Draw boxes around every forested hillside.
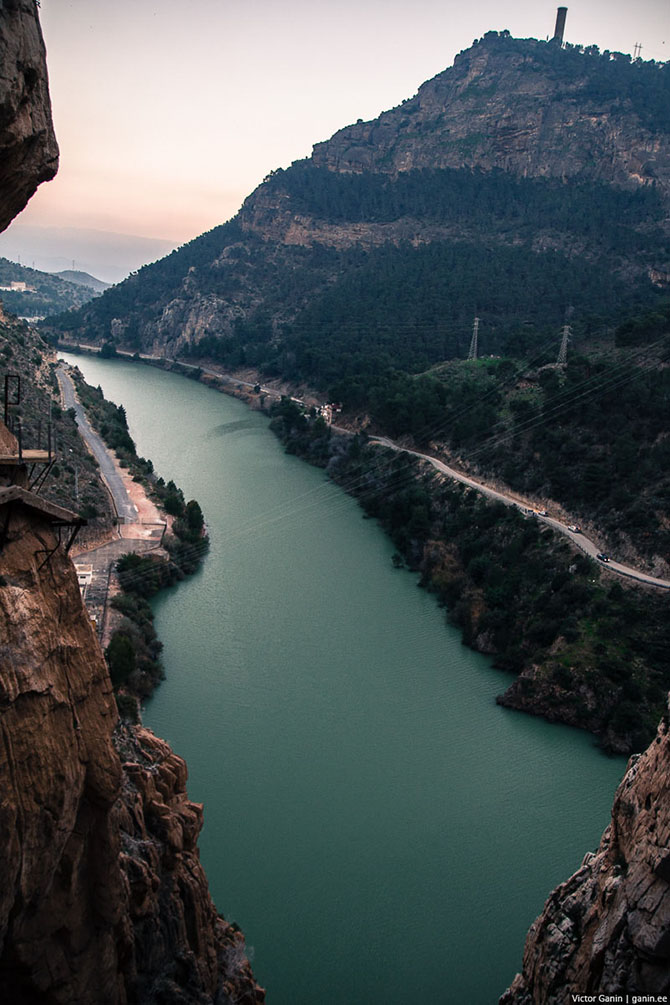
[47,32,669,361]
[0,257,102,317]
[44,32,670,565]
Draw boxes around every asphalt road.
[56,365,138,524]
[372,435,670,591]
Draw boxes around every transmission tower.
[557,324,571,366]
[467,316,480,361]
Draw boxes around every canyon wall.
[0,5,263,1001]
[0,0,58,232]
[501,702,670,1002]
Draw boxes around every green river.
[65,355,625,1003]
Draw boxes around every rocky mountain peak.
[311,33,670,201]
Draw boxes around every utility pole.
[557,324,571,366]
[633,42,642,59]
[467,316,480,361]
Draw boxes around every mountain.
[0,224,177,284]
[0,256,103,316]
[50,32,670,371]
[54,268,110,292]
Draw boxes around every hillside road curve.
[371,435,670,591]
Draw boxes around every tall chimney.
[553,6,568,44]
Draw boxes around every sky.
[9,0,670,250]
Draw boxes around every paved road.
[56,365,138,523]
[371,435,670,591]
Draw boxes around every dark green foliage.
[270,422,670,754]
[173,499,205,543]
[264,162,664,238]
[106,632,136,688]
[615,302,670,347]
[0,257,101,316]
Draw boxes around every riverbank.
[59,359,209,709]
[267,400,670,754]
[58,345,669,752]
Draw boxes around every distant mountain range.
[51,32,670,376]
[54,269,110,293]
[0,224,177,284]
[0,257,105,317]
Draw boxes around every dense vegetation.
[270,400,670,753]
[263,162,665,240]
[318,301,670,562]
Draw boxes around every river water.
[64,355,625,1003]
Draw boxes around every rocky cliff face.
[0,5,263,1002]
[501,701,670,1002]
[0,0,58,232]
[0,514,263,1003]
[312,34,670,199]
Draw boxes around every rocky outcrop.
[312,34,670,202]
[0,502,264,1003]
[115,724,262,1004]
[501,702,670,1002]
[0,502,123,1002]
[0,5,263,1001]
[0,0,58,233]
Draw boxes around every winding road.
[371,436,670,591]
[56,364,138,523]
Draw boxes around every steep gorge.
[0,5,263,1001]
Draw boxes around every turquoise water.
[65,355,625,1003]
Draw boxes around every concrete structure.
[553,7,567,44]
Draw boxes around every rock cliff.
[0,511,263,1003]
[0,0,58,232]
[0,4,263,1002]
[501,700,670,1002]
[312,33,670,199]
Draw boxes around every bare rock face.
[0,509,264,1003]
[501,703,670,1003]
[0,507,125,1001]
[115,724,263,1004]
[0,0,59,233]
[312,34,670,203]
